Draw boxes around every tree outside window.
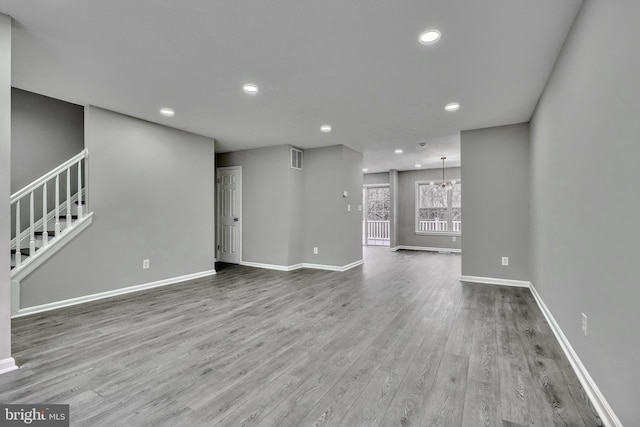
[416,182,461,233]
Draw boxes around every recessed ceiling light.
[320,124,332,133]
[395,149,403,154]
[445,102,460,112]
[419,30,441,45]
[160,107,174,117]
[415,164,422,168]
[242,83,259,94]
[362,168,369,172]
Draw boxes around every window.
[364,186,390,221]
[416,181,461,234]
[290,148,303,170]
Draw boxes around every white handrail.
[10,149,88,202]
[11,149,89,271]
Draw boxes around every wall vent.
[291,148,303,170]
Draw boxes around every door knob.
[234,217,239,222]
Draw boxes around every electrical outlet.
[347,204,351,212]
[313,247,318,255]
[143,259,150,269]
[501,256,509,266]
[582,313,588,336]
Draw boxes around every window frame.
[415,180,461,236]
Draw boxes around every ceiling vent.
[291,148,303,170]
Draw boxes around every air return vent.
[291,148,303,170]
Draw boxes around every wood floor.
[2,248,601,426]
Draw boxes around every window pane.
[366,187,390,221]
[416,182,460,233]
[418,183,447,208]
[451,183,461,207]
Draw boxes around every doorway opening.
[362,185,390,247]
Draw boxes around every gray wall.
[219,144,363,268]
[363,172,389,186]
[461,124,530,280]
[338,146,365,265]
[217,145,292,266]
[11,89,85,237]
[287,155,304,265]
[395,167,462,250]
[389,170,399,248]
[0,13,12,363]
[303,145,363,266]
[20,107,216,307]
[11,88,84,192]
[530,1,639,424]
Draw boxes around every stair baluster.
[29,192,35,256]
[77,164,83,219]
[15,201,21,268]
[42,182,48,247]
[66,168,72,229]
[55,175,60,237]
[10,149,90,275]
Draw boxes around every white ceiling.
[0,0,582,173]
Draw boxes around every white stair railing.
[10,149,89,271]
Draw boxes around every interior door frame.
[216,166,242,264]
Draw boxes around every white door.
[217,166,242,264]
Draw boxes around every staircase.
[10,150,94,298]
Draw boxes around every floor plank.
[1,248,602,426]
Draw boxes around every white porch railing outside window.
[418,220,461,233]
[365,220,390,240]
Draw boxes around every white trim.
[12,269,217,318]
[415,179,461,234]
[303,259,363,272]
[0,358,18,375]
[529,284,622,427]
[240,261,303,272]
[10,150,88,202]
[392,245,461,254]
[414,231,461,237]
[459,275,531,288]
[363,183,390,188]
[11,213,94,282]
[240,259,364,272]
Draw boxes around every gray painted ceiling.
[0,0,582,173]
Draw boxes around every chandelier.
[439,156,457,189]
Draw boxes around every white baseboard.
[459,275,531,288]
[529,284,622,427]
[240,261,303,272]
[0,357,18,375]
[303,259,364,272]
[392,245,461,253]
[13,269,217,318]
[240,259,364,272]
